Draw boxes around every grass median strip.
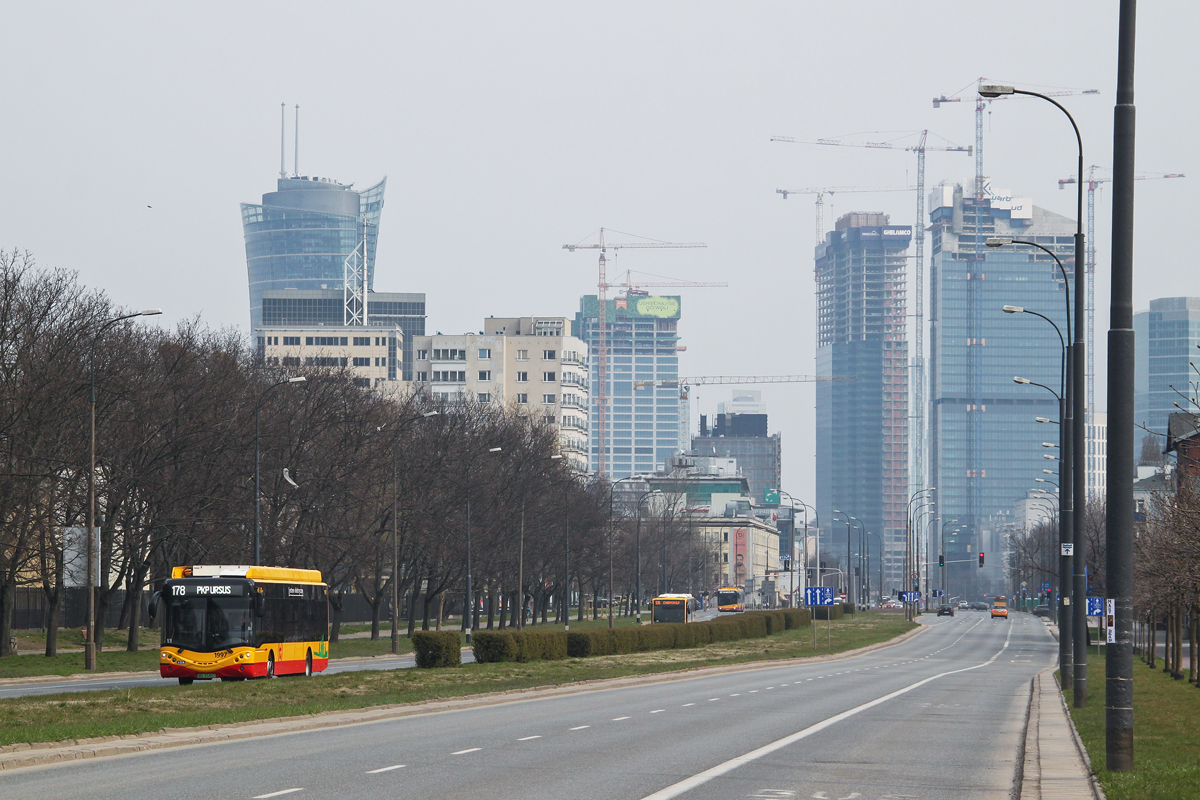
[0,612,914,748]
[1067,650,1200,800]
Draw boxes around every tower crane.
[770,130,971,504]
[564,229,722,476]
[1058,168,1185,417]
[776,186,916,246]
[634,374,855,400]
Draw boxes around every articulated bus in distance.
[651,594,698,623]
[716,586,745,613]
[150,565,329,685]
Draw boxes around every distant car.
[972,602,989,611]
[991,604,1009,619]
[937,604,955,617]
[958,601,969,609]
[1033,604,1051,618]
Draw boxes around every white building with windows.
[1086,410,1108,498]
[410,317,590,471]
[258,325,402,389]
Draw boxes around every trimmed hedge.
[841,603,856,615]
[471,631,517,663]
[472,630,569,663]
[411,631,462,668]
[812,604,844,621]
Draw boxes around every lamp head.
[422,410,439,418]
[1043,454,1057,460]
[986,236,1013,248]
[979,83,1015,98]
[1043,469,1054,475]
[488,447,503,453]
[1003,304,1024,314]
[1042,442,1056,448]
[139,308,164,316]
[1035,417,1052,424]
[1013,376,1031,385]
[288,376,306,384]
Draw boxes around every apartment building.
[258,326,400,389]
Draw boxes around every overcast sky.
[1,2,1192,500]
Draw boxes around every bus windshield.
[162,596,255,652]
[717,590,740,606]
[653,600,688,623]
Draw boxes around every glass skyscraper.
[928,184,1074,597]
[241,175,386,331]
[814,212,910,592]
[574,295,684,479]
[1135,297,1200,455]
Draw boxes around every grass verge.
[0,612,914,747]
[1067,650,1200,800]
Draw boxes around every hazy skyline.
[2,2,1193,501]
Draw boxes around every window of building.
[543,371,557,382]
[543,415,556,425]
[417,349,428,360]
[432,349,466,361]
[353,337,371,346]
[305,356,348,367]
[305,336,348,347]
[282,356,300,366]
[517,349,529,361]
[433,370,467,382]
[282,336,301,346]
[516,371,528,382]
[543,349,557,360]
[543,393,557,404]
[477,393,491,403]
[478,370,491,381]
[516,393,528,404]
[352,357,371,367]
[416,371,428,382]
[478,348,491,359]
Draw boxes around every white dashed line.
[682,703,696,707]
[518,735,542,741]
[708,698,719,701]
[650,709,665,714]
[366,765,405,774]
[612,717,631,721]
[749,690,759,693]
[452,748,481,755]
[569,725,590,730]
[253,790,303,799]
[730,693,741,697]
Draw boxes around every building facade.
[574,294,685,479]
[241,175,386,332]
[928,184,1074,597]
[1135,297,1200,458]
[258,327,399,389]
[815,212,910,592]
[691,409,782,503]
[1087,410,1108,499]
[409,316,589,471]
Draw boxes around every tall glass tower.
[1135,297,1200,454]
[574,294,683,479]
[241,175,385,331]
[928,184,1074,597]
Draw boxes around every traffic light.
[939,554,944,567]
[978,552,985,568]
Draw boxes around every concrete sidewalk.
[1018,667,1104,799]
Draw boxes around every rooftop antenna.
[279,102,286,179]
[294,104,299,177]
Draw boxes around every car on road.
[937,604,955,617]
[1033,604,1051,618]
[991,596,1009,619]
[971,602,989,611]
[958,601,969,609]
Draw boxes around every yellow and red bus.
[151,565,329,685]
[716,586,745,613]
[651,594,698,623]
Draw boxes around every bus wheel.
[178,677,194,686]
[305,650,313,677]
[267,653,276,679]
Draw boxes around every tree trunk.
[0,578,15,657]
[509,590,519,629]
[422,592,433,631]
[498,588,507,630]
[435,594,444,632]
[125,584,142,652]
[1148,612,1157,668]
[329,590,344,643]
[1175,607,1185,679]
[486,585,496,630]
[1190,605,1198,684]
[406,591,417,638]
[577,576,584,622]
[369,595,382,640]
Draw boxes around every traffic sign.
[1041,582,1051,593]
[1061,543,1074,556]
[805,586,836,607]
[1086,596,1104,616]
[933,589,945,598]
[901,591,919,604]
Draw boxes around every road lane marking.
[730,693,741,696]
[569,725,590,730]
[452,748,481,755]
[650,709,665,713]
[253,790,303,799]
[749,690,759,693]
[708,698,719,701]
[682,702,696,706]
[637,617,1006,800]
[612,716,631,721]
[366,765,405,774]
[518,735,542,741]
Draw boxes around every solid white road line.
[253,790,304,799]
[366,765,406,774]
[518,735,542,741]
[451,748,481,755]
[637,618,1007,800]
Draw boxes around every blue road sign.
[1086,596,1104,616]
[901,591,919,604]
[805,586,836,607]
[1041,582,1051,593]
[933,589,945,598]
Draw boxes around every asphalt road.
[2,612,1056,800]
[0,651,477,699]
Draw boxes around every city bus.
[651,594,698,623]
[716,586,745,613]
[151,565,329,685]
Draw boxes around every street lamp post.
[86,309,162,671]
[254,375,307,568]
[634,489,661,625]
[608,477,639,628]
[515,453,563,631]
[982,79,1087,707]
[905,488,936,620]
[464,446,504,644]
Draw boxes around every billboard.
[580,295,682,322]
[732,527,748,586]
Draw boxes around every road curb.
[0,622,926,771]
[1016,668,1105,800]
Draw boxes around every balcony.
[561,372,590,390]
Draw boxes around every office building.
[241,174,386,332]
[258,327,398,389]
[1135,297,1200,458]
[1087,410,1108,498]
[574,294,685,479]
[692,396,782,503]
[928,184,1074,597]
[410,316,589,471]
[815,212,910,593]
